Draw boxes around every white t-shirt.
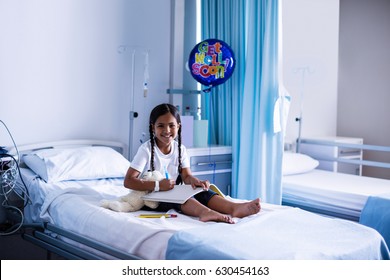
[130,140,190,180]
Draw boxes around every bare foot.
[199,209,235,224]
[232,198,261,218]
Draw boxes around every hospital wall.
[283,0,340,144]
[0,0,172,158]
[337,0,390,179]
[1,0,341,155]
[283,0,390,179]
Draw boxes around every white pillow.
[23,146,130,183]
[282,152,319,176]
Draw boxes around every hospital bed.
[3,139,389,260]
[282,139,390,248]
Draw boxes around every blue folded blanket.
[360,193,390,249]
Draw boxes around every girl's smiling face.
[152,112,180,153]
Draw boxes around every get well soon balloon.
[189,39,236,87]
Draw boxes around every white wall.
[283,0,389,179]
[0,0,172,159]
[282,0,340,147]
[338,0,390,179]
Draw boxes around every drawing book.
[142,184,205,204]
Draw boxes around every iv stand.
[128,49,137,160]
[118,45,149,160]
[294,66,314,153]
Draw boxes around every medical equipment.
[0,120,30,235]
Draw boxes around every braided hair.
[149,103,183,184]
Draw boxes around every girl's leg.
[207,196,261,218]
[181,198,234,224]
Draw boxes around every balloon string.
[203,86,212,93]
[207,88,216,184]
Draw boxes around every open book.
[142,184,206,204]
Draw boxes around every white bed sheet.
[282,169,390,219]
[20,168,210,259]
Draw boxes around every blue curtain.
[201,0,282,204]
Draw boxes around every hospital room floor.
[0,231,65,260]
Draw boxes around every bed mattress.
[19,168,208,259]
[282,169,390,220]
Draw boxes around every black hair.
[149,103,183,184]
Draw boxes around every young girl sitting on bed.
[124,103,261,224]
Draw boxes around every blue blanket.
[166,207,389,260]
[360,193,390,249]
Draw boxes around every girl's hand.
[159,179,175,191]
[189,177,210,191]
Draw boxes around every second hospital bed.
[281,142,390,248]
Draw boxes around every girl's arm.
[124,167,174,191]
[181,167,210,190]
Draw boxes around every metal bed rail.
[299,139,390,170]
[21,223,142,260]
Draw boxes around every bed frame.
[284,139,390,221]
[298,138,390,171]
[4,139,141,259]
[7,139,128,158]
[21,223,141,260]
